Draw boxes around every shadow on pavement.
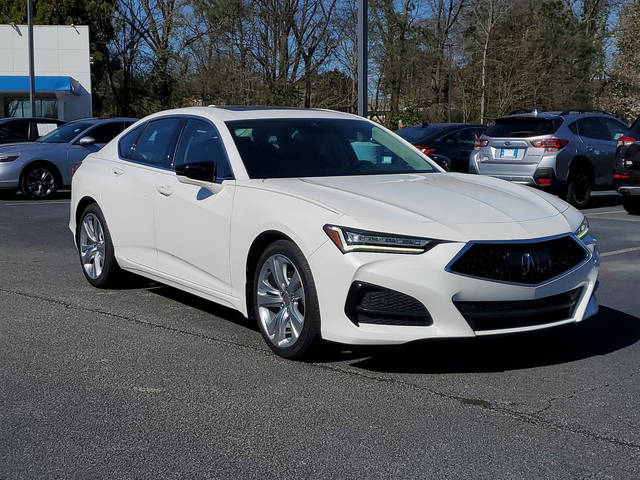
[148,283,258,332]
[315,306,640,373]
[588,193,621,209]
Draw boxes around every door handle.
[156,184,173,196]
[112,167,125,176]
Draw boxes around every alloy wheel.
[25,167,56,198]
[256,254,306,348]
[79,213,106,279]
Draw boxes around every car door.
[154,117,235,295]
[100,118,184,269]
[575,117,615,186]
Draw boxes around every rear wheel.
[623,197,640,215]
[20,163,59,200]
[565,169,592,209]
[77,203,124,288]
[253,240,321,359]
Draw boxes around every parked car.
[613,116,640,214]
[469,110,632,208]
[0,117,65,144]
[397,122,486,172]
[70,106,599,359]
[0,117,137,199]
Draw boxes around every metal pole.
[447,44,452,123]
[357,0,368,118]
[27,0,36,117]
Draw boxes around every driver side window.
[173,118,232,178]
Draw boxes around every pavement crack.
[2,285,640,452]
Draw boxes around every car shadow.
[313,306,640,373]
[588,193,621,209]
[144,282,259,332]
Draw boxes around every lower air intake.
[345,282,432,327]
[454,287,583,331]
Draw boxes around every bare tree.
[468,0,512,123]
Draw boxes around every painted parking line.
[601,246,640,258]
[592,216,640,223]
[585,210,626,216]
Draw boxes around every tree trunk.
[479,34,489,124]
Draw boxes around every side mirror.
[78,136,96,146]
[176,161,221,192]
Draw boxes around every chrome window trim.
[444,233,592,287]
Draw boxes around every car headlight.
[0,153,19,162]
[323,225,437,254]
[574,217,589,239]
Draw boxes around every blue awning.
[0,76,80,95]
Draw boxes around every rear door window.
[577,117,610,141]
[485,117,562,138]
[118,124,145,159]
[130,118,185,168]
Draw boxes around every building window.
[5,98,57,118]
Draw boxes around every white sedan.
[70,107,600,359]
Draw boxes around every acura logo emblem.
[504,141,511,146]
[521,251,550,275]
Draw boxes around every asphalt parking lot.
[1,191,639,479]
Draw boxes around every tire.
[77,203,124,288]
[20,163,60,200]
[565,169,592,209]
[252,239,321,359]
[623,197,640,215]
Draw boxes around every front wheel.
[21,164,59,199]
[623,197,640,215]
[565,170,592,209]
[253,240,321,359]
[77,203,124,288]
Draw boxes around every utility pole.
[447,43,452,123]
[357,0,368,118]
[27,0,36,117]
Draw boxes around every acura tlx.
[69,107,599,359]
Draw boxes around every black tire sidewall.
[77,203,121,288]
[252,239,321,360]
[21,164,59,200]
[566,171,591,209]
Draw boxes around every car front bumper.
[0,160,22,189]
[309,237,599,345]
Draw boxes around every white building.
[0,24,92,121]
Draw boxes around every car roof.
[501,111,621,122]
[68,117,139,125]
[0,117,64,123]
[137,106,361,123]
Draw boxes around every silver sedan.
[0,117,137,199]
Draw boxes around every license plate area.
[499,148,518,158]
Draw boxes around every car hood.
[0,142,63,155]
[255,173,576,241]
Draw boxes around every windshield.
[226,118,437,178]
[38,121,92,143]
[485,117,562,138]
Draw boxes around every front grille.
[345,282,432,327]
[455,287,582,331]
[447,235,588,285]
